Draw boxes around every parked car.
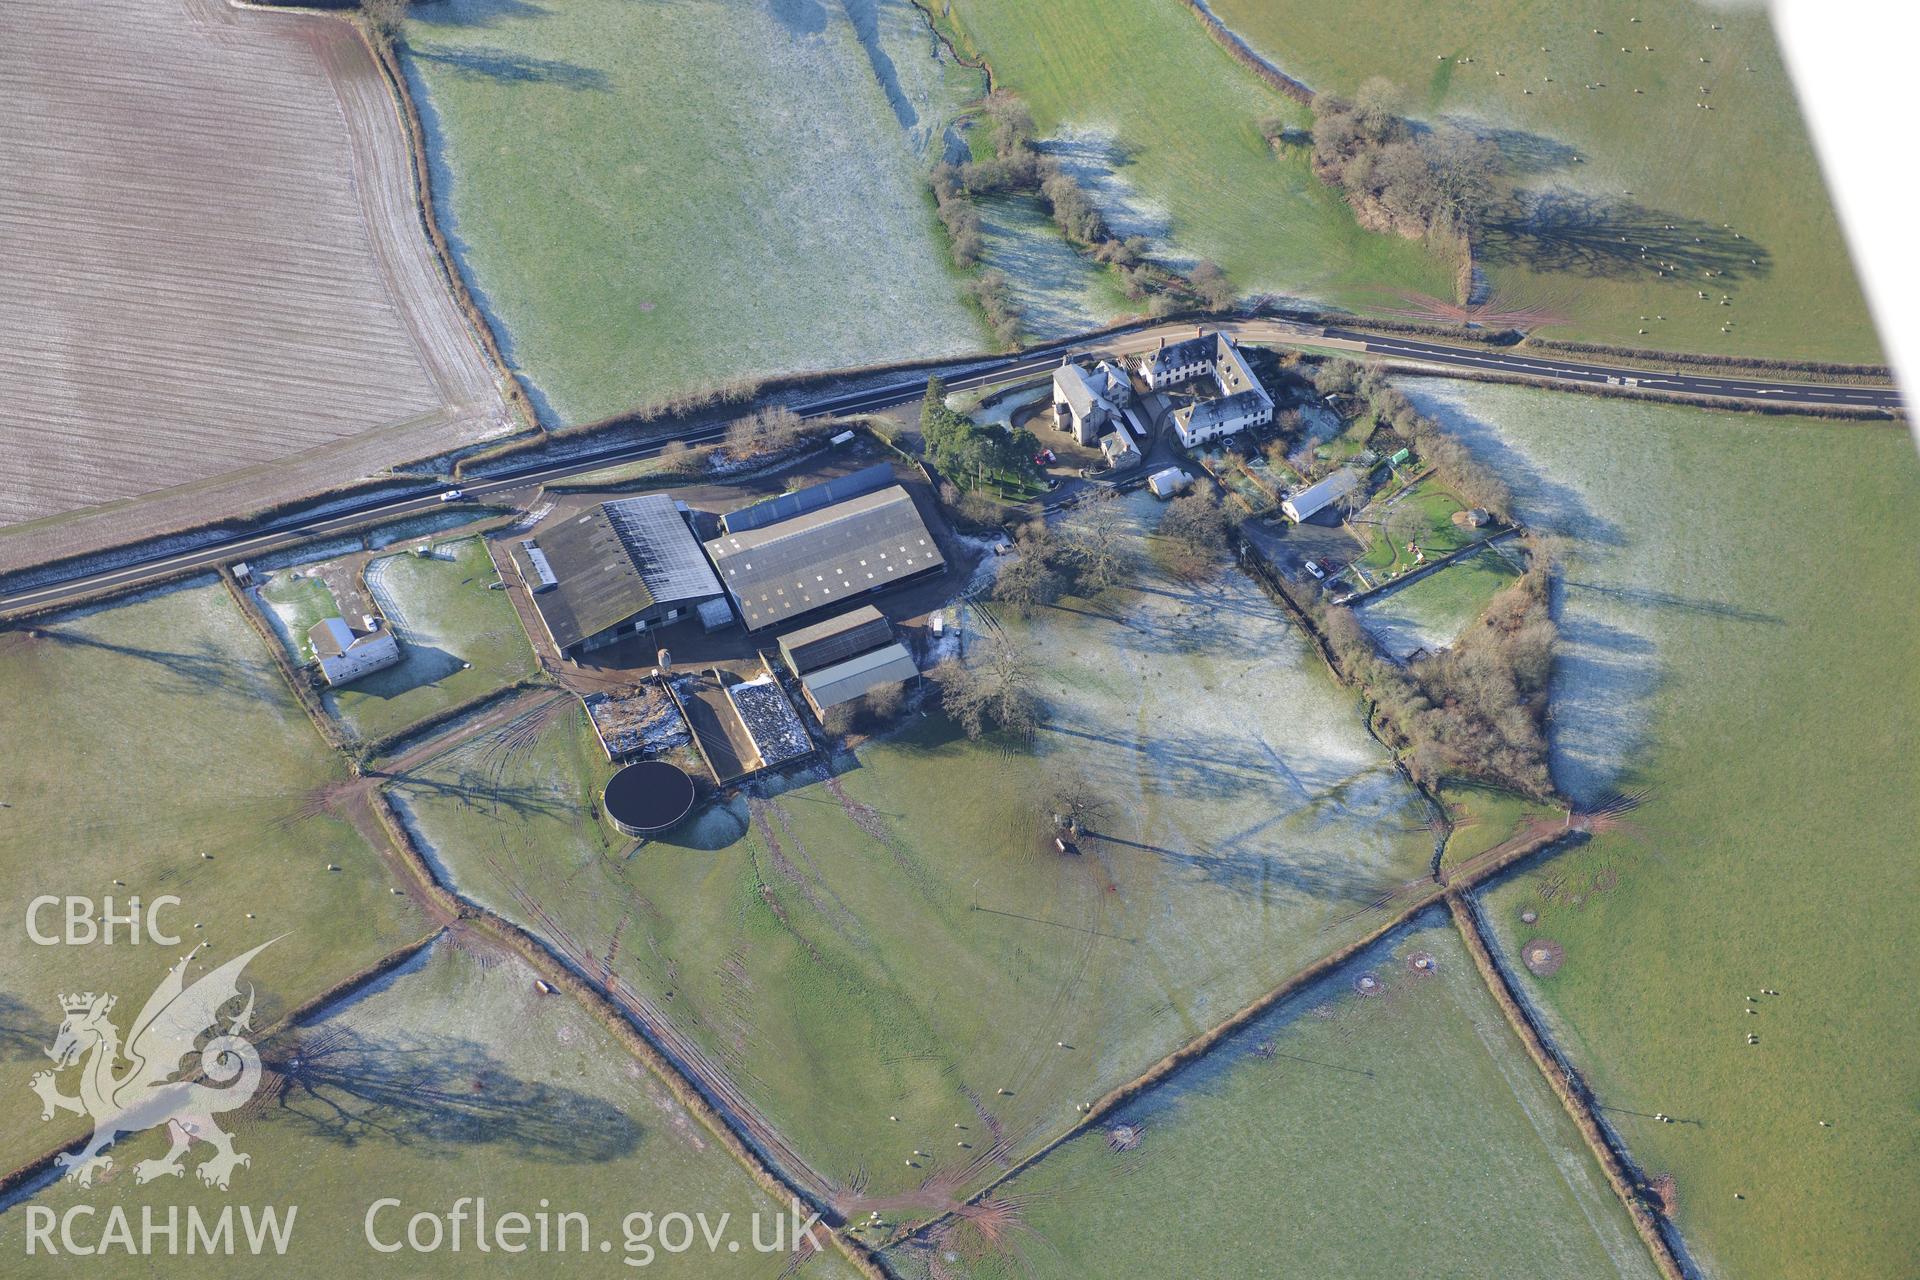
[1044,477,1061,491]
[1303,559,1325,580]
[438,488,465,503]
[1034,448,1056,466]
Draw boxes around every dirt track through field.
[0,0,508,566]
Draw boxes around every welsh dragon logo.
[30,939,277,1190]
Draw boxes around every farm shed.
[777,604,893,676]
[511,494,723,660]
[798,643,919,717]
[704,485,945,631]
[720,462,894,534]
[1282,469,1360,523]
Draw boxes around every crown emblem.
[60,992,114,1015]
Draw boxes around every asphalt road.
[1318,327,1905,409]
[1,323,1901,615]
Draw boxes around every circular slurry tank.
[603,760,695,837]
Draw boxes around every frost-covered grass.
[390,494,1431,1207]
[1205,0,1880,362]
[886,915,1658,1280]
[0,578,420,1159]
[259,569,338,656]
[402,0,987,424]
[974,193,1132,339]
[940,0,1453,307]
[1397,378,1920,1280]
[4,936,861,1279]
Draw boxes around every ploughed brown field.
[0,0,510,566]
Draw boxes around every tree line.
[930,91,1236,346]
[1314,553,1556,798]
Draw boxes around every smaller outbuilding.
[778,605,892,677]
[308,616,401,686]
[798,643,919,718]
[1147,466,1193,499]
[774,604,920,718]
[1281,469,1360,523]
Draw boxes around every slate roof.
[777,605,892,675]
[1148,333,1219,375]
[705,486,944,631]
[519,494,721,651]
[721,463,895,535]
[1053,363,1107,420]
[1173,388,1271,440]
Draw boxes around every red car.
[1034,448,1056,466]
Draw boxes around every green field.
[1205,0,1880,361]
[941,0,1454,309]
[1354,473,1476,577]
[1354,539,1521,657]
[0,579,423,1161]
[4,936,859,1278]
[886,915,1658,1278]
[390,493,1433,1209]
[348,538,538,741]
[260,537,538,746]
[400,0,987,424]
[1396,378,1920,1278]
[1436,780,1545,873]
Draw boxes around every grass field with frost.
[1396,379,1920,1279]
[390,494,1431,1209]
[0,579,421,1160]
[886,916,1657,1279]
[939,0,1454,308]
[402,0,986,423]
[3,937,859,1278]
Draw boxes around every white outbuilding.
[1281,469,1360,523]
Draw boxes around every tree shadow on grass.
[769,0,829,37]
[0,994,58,1065]
[1482,187,1771,285]
[244,1024,640,1163]
[409,0,554,29]
[1438,121,1586,178]
[33,628,254,697]
[409,43,610,91]
[839,0,917,135]
[393,770,584,826]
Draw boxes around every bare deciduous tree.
[938,634,1040,739]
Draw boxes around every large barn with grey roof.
[704,485,944,632]
[511,494,724,659]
